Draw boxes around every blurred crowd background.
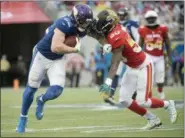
[1,1,184,88]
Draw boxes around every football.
[64,36,77,47]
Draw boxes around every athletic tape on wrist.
[105,78,112,86]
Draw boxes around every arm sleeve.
[108,36,124,50]
[113,39,124,49]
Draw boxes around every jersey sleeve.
[138,26,145,37]
[55,18,72,34]
[108,35,124,50]
[161,25,168,37]
[161,25,168,33]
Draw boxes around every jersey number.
[145,41,163,51]
[110,31,120,39]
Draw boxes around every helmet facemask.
[145,17,158,26]
[144,10,159,26]
[96,18,115,35]
[75,17,92,32]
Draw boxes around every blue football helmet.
[72,4,93,32]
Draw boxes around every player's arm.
[99,46,123,95]
[51,28,79,54]
[98,37,107,45]
[107,47,123,80]
[164,32,172,63]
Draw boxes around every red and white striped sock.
[158,87,163,93]
[150,98,169,108]
[128,100,147,116]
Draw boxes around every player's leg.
[172,61,179,86]
[178,62,184,86]
[70,70,75,87]
[118,68,161,130]
[35,58,66,120]
[155,57,165,99]
[136,63,177,124]
[16,50,46,133]
[76,72,80,87]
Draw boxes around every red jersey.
[138,25,168,56]
[107,24,146,68]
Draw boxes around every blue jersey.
[36,16,86,60]
[121,20,139,41]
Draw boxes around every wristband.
[105,78,112,86]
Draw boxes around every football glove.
[99,83,111,99]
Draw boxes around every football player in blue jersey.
[16,4,93,133]
[118,7,139,42]
[104,7,139,105]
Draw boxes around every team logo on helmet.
[72,4,93,32]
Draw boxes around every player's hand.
[74,37,81,52]
[99,83,111,98]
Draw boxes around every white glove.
[103,44,112,54]
[74,37,81,52]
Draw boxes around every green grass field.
[1,87,184,137]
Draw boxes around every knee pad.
[28,75,42,88]
[50,85,63,99]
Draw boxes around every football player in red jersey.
[138,10,172,100]
[95,9,177,129]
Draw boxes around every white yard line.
[82,126,184,133]
[1,125,183,134]
[1,117,95,125]
[1,125,127,133]
[11,103,115,109]
[10,102,184,110]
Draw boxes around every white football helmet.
[144,10,159,26]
